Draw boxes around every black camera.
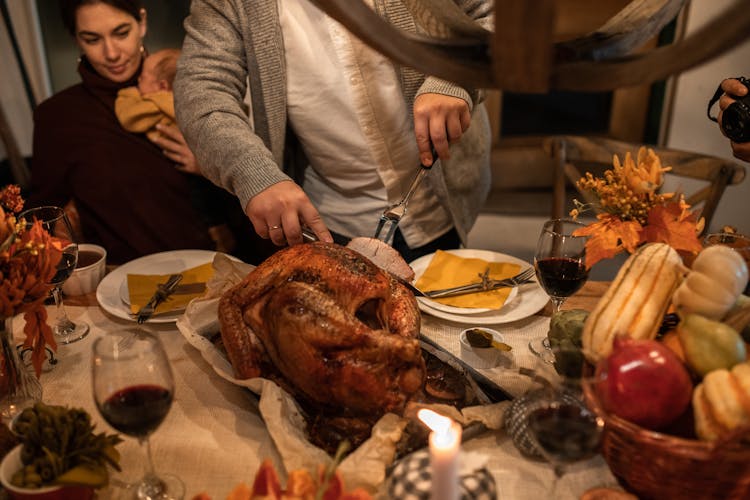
[708,76,750,143]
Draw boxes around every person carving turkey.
[174,0,493,263]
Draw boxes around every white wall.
[665,0,750,234]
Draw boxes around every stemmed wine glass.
[20,206,89,344]
[534,218,589,311]
[524,346,604,496]
[92,330,184,500]
[529,219,589,358]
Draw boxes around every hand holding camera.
[708,77,750,143]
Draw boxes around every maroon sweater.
[29,58,213,264]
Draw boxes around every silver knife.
[136,274,183,324]
[419,334,511,403]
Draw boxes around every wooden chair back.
[310,0,750,92]
[542,135,746,231]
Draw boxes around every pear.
[677,314,746,377]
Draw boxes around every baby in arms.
[115,48,180,141]
[116,48,240,254]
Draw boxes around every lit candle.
[418,409,462,500]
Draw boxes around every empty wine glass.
[92,330,184,500]
[20,206,89,344]
[524,346,604,496]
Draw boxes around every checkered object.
[388,449,497,500]
[504,387,584,460]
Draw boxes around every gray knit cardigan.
[174,0,493,244]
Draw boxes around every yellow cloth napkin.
[127,261,214,315]
[414,250,521,309]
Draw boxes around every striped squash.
[693,362,750,441]
[582,243,686,363]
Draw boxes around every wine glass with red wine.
[534,218,589,312]
[524,346,604,495]
[92,330,184,500]
[20,206,89,344]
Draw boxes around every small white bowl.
[460,327,505,369]
[62,243,106,296]
[0,445,94,500]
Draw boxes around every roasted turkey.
[218,240,425,419]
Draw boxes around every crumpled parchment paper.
[175,253,508,494]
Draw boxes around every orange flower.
[616,147,671,195]
[0,185,24,214]
[571,149,702,267]
[0,187,63,376]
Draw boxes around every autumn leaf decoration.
[570,147,703,268]
[0,185,63,377]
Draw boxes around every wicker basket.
[583,382,750,500]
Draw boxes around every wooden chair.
[309,0,750,92]
[542,135,746,232]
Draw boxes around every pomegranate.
[595,337,693,430]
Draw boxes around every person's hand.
[245,180,333,246]
[413,93,471,166]
[718,78,750,162]
[150,123,203,175]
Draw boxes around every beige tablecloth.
[8,281,617,500]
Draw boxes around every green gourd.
[548,309,589,349]
[677,313,746,377]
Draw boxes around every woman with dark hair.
[29,0,258,264]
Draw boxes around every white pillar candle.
[418,409,462,500]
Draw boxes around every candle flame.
[417,409,452,435]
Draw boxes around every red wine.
[527,403,602,463]
[49,253,77,286]
[99,384,173,437]
[535,257,588,298]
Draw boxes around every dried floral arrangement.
[192,444,371,500]
[569,147,704,268]
[0,185,63,376]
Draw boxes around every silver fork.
[424,266,536,299]
[373,147,436,244]
[135,273,183,324]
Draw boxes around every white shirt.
[278,0,452,247]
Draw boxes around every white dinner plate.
[410,249,548,324]
[96,249,220,323]
[410,249,523,315]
